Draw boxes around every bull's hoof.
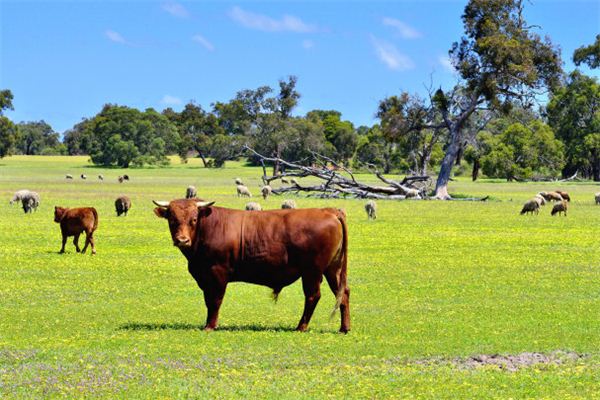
[91,250,96,255]
[76,249,81,253]
[59,250,65,254]
[203,326,215,332]
[296,324,308,332]
[339,327,350,334]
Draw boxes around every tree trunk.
[455,144,463,166]
[593,153,600,182]
[434,127,461,199]
[472,158,480,181]
[198,151,208,168]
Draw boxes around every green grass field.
[1,155,600,398]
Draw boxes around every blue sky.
[1,0,598,134]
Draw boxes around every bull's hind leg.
[325,269,350,333]
[82,231,96,254]
[296,274,322,332]
[73,233,81,252]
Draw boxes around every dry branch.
[244,146,431,200]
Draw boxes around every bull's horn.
[196,201,215,208]
[152,200,170,207]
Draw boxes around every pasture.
[1,156,600,398]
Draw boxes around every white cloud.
[302,39,314,49]
[161,95,183,106]
[162,2,189,18]
[105,30,127,44]
[370,36,415,71]
[382,17,422,39]
[192,34,215,51]
[439,55,456,73]
[229,6,317,33]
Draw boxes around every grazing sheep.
[245,202,262,211]
[65,174,73,180]
[235,177,243,185]
[98,174,104,180]
[405,188,421,199]
[10,189,31,205]
[80,174,87,180]
[123,174,129,181]
[551,200,568,216]
[539,191,563,202]
[185,185,197,199]
[533,194,546,207]
[595,192,600,205]
[261,185,272,200]
[21,191,40,214]
[281,199,296,209]
[365,200,377,220]
[118,175,124,183]
[520,199,540,215]
[237,185,252,197]
[555,190,571,202]
[115,195,131,216]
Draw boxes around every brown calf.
[54,206,98,254]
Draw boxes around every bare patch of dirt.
[414,350,586,372]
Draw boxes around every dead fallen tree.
[245,146,432,199]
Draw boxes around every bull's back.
[233,208,344,282]
[61,207,98,234]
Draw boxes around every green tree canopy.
[547,71,600,180]
[481,121,564,180]
[430,0,562,198]
[84,104,179,167]
[0,89,16,158]
[573,35,600,69]
[15,120,61,155]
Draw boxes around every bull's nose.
[175,236,190,246]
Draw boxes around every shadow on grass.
[118,322,331,333]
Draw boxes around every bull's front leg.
[59,234,67,253]
[202,283,227,331]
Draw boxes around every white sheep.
[10,189,31,205]
[533,194,546,207]
[595,192,600,205]
[245,202,262,211]
[237,185,252,197]
[405,188,421,199]
[186,185,197,199]
[261,185,272,200]
[520,199,540,215]
[281,199,296,209]
[365,200,377,219]
[551,200,568,216]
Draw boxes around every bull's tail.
[331,208,348,317]
[91,208,99,232]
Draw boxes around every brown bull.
[153,199,350,333]
[54,206,98,254]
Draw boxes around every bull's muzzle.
[174,236,191,248]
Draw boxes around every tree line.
[0,1,598,196]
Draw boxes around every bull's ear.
[196,201,215,208]
[154,207,168,219]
